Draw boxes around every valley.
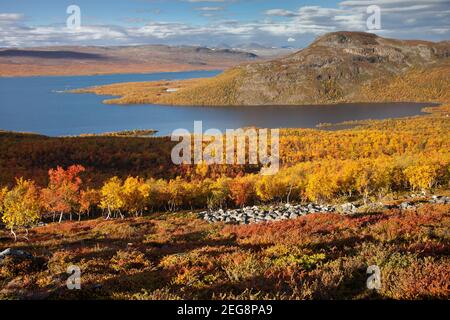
[0,31,449,301]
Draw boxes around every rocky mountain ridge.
[230,32,450,105]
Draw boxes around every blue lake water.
[0,70,430,136]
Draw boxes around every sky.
[0,0,449,48]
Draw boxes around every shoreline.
[73,80,442,109]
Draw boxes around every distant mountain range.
[212,42,297,58]
[0,44,266,77]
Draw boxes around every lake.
[0,70,431,136]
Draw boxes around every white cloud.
[0,13,24,25]
[263,1,449,40]
[195,7,224,11]
[0,0,448,48]
[265,9,298,17]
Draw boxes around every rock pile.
[429,195,450,204]
[199,196,450,225]
[399,195,450,210]
[200,203,337,225]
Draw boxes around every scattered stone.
[340,203,357,214]
[0,248,46,277]
[400,202,415,210]
[0,248,33,263]
[429,196,450,204]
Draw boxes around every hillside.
[1,203,449,300]
[77,32,450,106]
[0,45,260,77]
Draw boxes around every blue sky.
[1,0,339,25]
[0,0,449,47]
